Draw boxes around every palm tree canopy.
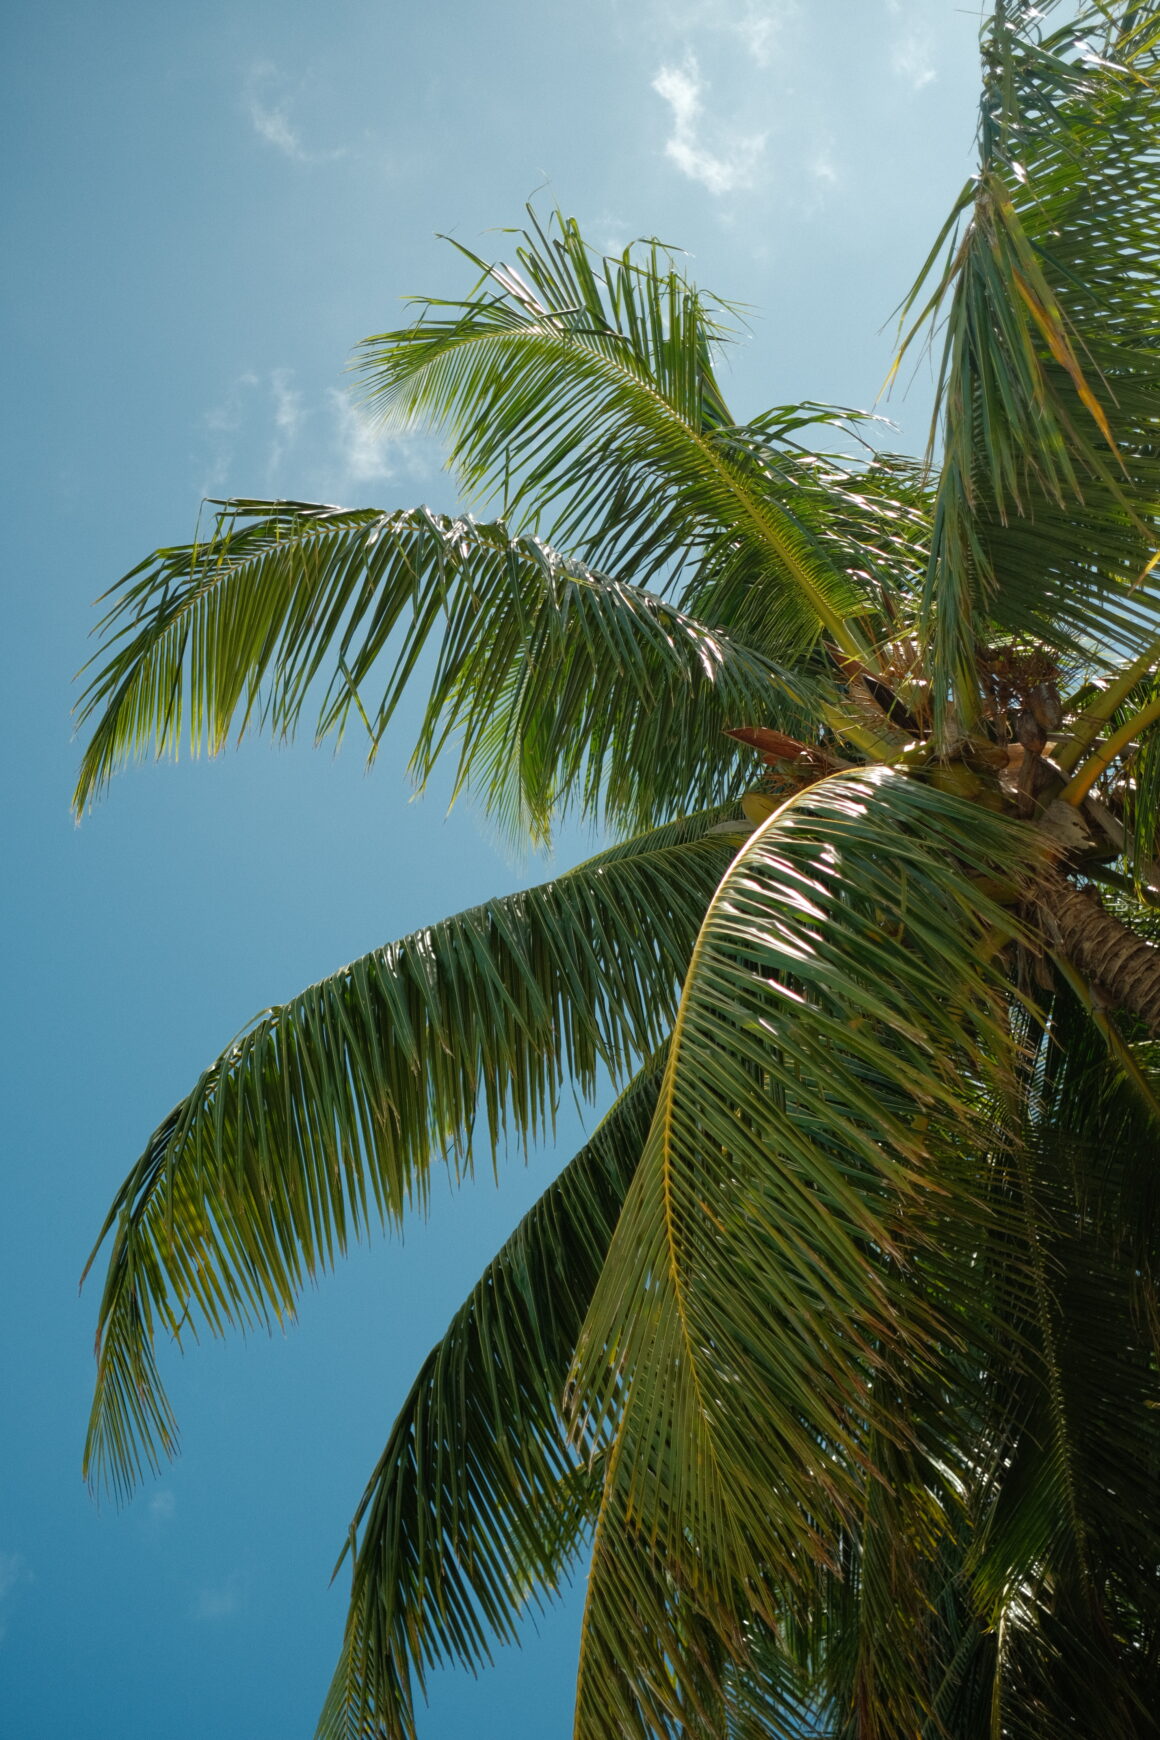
[77,5,1160,1736]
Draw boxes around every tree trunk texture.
[1035,864,1160,1035]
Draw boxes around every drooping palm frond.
[719,1628,823,1740]
[959,984,1160,1738]
[568,770,1045,1739]
[318,1063,662,1740]
[900,1,1160,722]
[74,503,812,839]
[83,811,734,1498]
[799,973,1160,1740]
[357,215,876,659]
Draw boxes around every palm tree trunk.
[1035,864,1160,1034]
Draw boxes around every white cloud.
[199,372,261,498]
[204,372,259,436]
[266,368,306,478]
[245,65,346,164]
[251,98,306,160]
[731,1,794,67]
[148,1490,176,1524]
[199,369,311,495]
[198,375,431,502]
[329,391,398,484]
[655,0,796,65]
[272,370,303,441]
[652,55,765,195]
[194,1573,244,1621]
[892,32,937,90]
[736,17,776,64]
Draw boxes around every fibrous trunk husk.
[1034,864,1160,1036]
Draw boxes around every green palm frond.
[569,770,1044,1738]
[357,213,873,658]
[1084,668,1160,894]
[963,985,1160,1737]
[674,444,933,667]
[318,1064,661,1740]
[74,502,812,839]
[899,2,1160,722]
[83,811,732,1499]
[719,1631,822,1740]
[811,980,1160,1739]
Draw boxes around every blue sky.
[4,3,987,1734]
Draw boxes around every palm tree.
[76,5,1160,1735]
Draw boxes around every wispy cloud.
[194,1573,244,1621]
[892,31,937,90]
[204,372,259,437]
[267,368,306,477]
[272,371,304,440]
[198,375,432,504]
[329,391,398,484]
[148,1490,176,1524]
[251,100,305,159]
[652,55,765,195]
[655,1,796,67]
[200,370,311,496]
[245,65,346,164]
[729,1,794,67]
[199,371,260,498]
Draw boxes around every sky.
[3,3,988,1735]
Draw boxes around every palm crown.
[77,6,1160,1736]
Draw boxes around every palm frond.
[899,2,1160,722]
[74,502,812,839]
[674,445,933,669]
[318,1064,662,1740]
[720,1630,824,1740]
[963,982,1160,1737]
[569,769,1044,1737]
[357,213,874,658]
[83,811,732,1499]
